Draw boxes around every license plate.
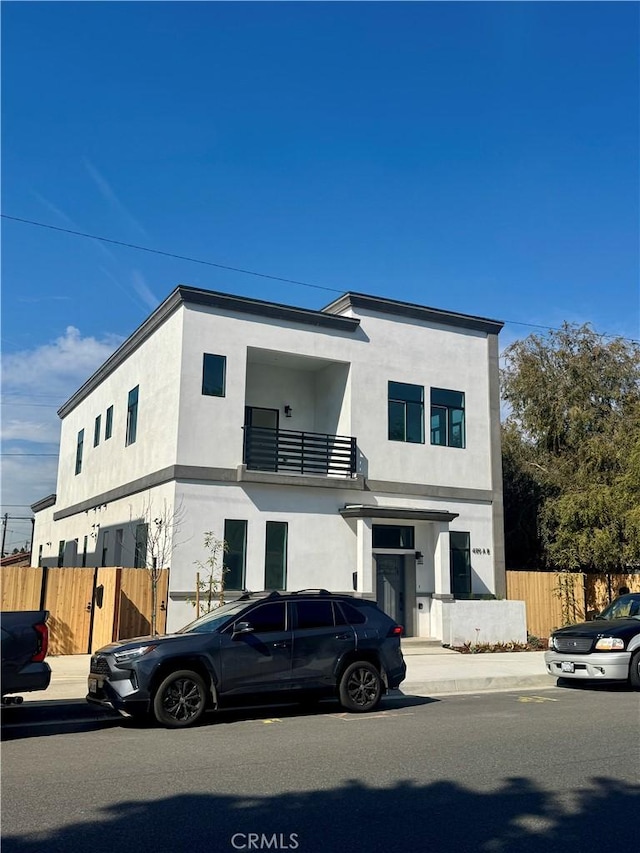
[561,662,575,674]
[88,677,98,693]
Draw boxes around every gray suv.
[87,590,407,727]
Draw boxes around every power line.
[1,453,59,457]
[1,214,344,295]
[3,213,639,344]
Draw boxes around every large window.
[372,525,415,549]
[388,381,424,443]
[223,519,247,591]
[265,521,287,590]
[134,523,148,568]
[94,414,101,447]
[202,353,226,397]
[126,386,139,446]
[75,429,84,475]
[105,405,113,440]
[450,532,471,596]
[431,388,465,448]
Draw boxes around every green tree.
[501,323,640,571]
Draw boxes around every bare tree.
[135,496,185,635]
[193,532,228,616]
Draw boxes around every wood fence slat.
[0,567,43,610]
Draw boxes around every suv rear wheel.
[153,669,207,727]
[338,661,382,712]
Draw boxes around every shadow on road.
[1,774,638,852]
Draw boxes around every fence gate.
[44,567,97,655]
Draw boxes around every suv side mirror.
[232,621,254,638]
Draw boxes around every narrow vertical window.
[265,521,287,590]
[431,388,465,448]
[388,382,424,443]
[94,414,101,447]
[202,353,226,397]
[450,532,472,596]
[57,540,65,568]
[105,405,113,440]
[101,531,109,567]
[134,523,148,568]
[224,519,247,591]
[126,386,139,446]
[114,528,124,566]
[37,544,43,567]
[81,535,88,567]
[75,429,84,475]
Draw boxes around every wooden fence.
[506,570,640,639]
[0,566,169,655]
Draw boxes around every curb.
[400,674,554,697]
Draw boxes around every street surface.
[2,684,638,853]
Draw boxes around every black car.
[544,592,640,687]
[87,590,407,727]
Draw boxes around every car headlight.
[113,645,156,663]
[548,636,555,651]
[594,637,625,651]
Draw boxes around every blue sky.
[2,2,639,552]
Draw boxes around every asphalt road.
[2,684,639,853]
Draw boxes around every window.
[202,353,226,397]
[431,388,465,448]
[245,602,286,633]
[265,521,287,590]
[94,414,101,447]
[338,602,366,625]
[372,525,415,549]
[134,523,148,568]
[75,429,84,475]
[105,405,113,440]
[37,544,43,568]
[126,386,139,446]
[57,540,65,568]
[101,531,109,567]
[223,519,247,591]
[388,382,424,443]
[81,535,88,568]
[295,600,335,630]
[450,532,471,596]
[114,528,123,566]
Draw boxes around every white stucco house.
[31,286,526,643]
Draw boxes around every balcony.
[243,426,357,478]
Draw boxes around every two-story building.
[32,286,525,643]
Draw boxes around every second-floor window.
[94,414,101,447]
[431,388,465,448]
[388,381,424,443]
[105,405,113,440]
[202,353,226,397]
[75,429,84,475]
[126,386,139,446]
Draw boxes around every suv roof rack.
[236,590,281,601]
[289,589,332,596]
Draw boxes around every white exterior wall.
[55,310,184,508]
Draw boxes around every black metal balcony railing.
[243,426,357,477]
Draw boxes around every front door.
[375,555,405,626]
[244,406,279,471]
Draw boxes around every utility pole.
[1,513,8,558]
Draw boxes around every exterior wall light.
[284,405,292,418]
[415,551,424,564]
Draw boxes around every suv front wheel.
[153,669,207,727]
[338,661,382,712]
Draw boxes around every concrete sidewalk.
[20,646,551,704]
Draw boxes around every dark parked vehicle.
[87,590,406,727]
[545,592,640,687]
[1,610,51,703]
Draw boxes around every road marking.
[517,695,558,703]
[329,710,415,721]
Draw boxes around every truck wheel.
[152,669,207,727]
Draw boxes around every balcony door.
[244,407,279,471]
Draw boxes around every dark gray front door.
[244,407,279,471]
[375,555,405,625]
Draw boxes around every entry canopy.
[340,505,459,523]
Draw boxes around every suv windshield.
[178,601,249,634]
[597,594,640,621]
